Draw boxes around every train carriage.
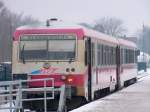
[12,19,138,107]
[83,30,119,100]
[117,38,137,87]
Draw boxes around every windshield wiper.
[69,58,73,64]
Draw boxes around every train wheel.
[66,96,87,110]
[94,91,100,100]
[94,87,110,100]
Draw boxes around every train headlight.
[67,78,73,83]
[61,75,74,84]
[66,75,73,84]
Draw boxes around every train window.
[48,39,75,60]
[130,50,132,63]
[125,49,132,64]
[129,50,131,63]
[106,46,108,65]
[130,50,133,63]
[100,45,103,65]
[127,49,129,63]
[19,35,76,61]
[20,40,47,60]
[122,49,125,64]
[123,49,125,63]
[108,47,110,65]
[108,47,111,65]
[104,46,106,65]
[91,43,95,66]
[132,50,134,63]
[110,47,112,65]
[125,49,127,64]
[135,50,138,63]
[97,44,100,65]
[107,46,109,65]
[133,50,135,63]
[103,45,106,65]
[105,45,109,66]
[106,46,109,65]
[110,47,113,65]
[120,48,123,64]
[134,50,136,63]
[102,45,105,65]
[97,44,102,66]
[128,49,131,63]
[107,46,110,65]
[126,49,128,63]
[113,47,116,65]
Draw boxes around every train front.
[12,22,87,102]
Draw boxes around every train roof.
[83,28,137,48]
[117,38,137,48]
[14,21,136,48]
[83,28,119,45]
[14,21,85,40]
[16,21,84,30]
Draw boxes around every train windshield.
[19,35,76,61]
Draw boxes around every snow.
[137,68,150,79]
[0,103,14,112]
[138,52,150,63]
[147,68,150,74]
[71,69,150,112]
[138,70,145,74]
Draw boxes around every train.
[12,19,138,110]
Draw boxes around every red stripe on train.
[29,74,85,87]
[14,29,84,41]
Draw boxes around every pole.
[4,65,7,90]
[142,24,145,62]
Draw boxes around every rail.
[0,78,67,112]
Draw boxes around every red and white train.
[12,19,138,102]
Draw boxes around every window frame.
[18,34,77,62]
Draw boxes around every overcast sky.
[2,0,150,36]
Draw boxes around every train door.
[85,37,96,101]
[116,46,121,89]
[85,37,92,101]
[91,41,96,100]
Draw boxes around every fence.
[0,78,67,112]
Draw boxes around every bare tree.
[0,1,39,62]
[137,26,150,54]
[93,17,126,37]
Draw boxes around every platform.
[71,72,150,112]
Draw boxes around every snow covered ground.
[71,69,150,112]
[0,103,14,112]
[137,68,150,78]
